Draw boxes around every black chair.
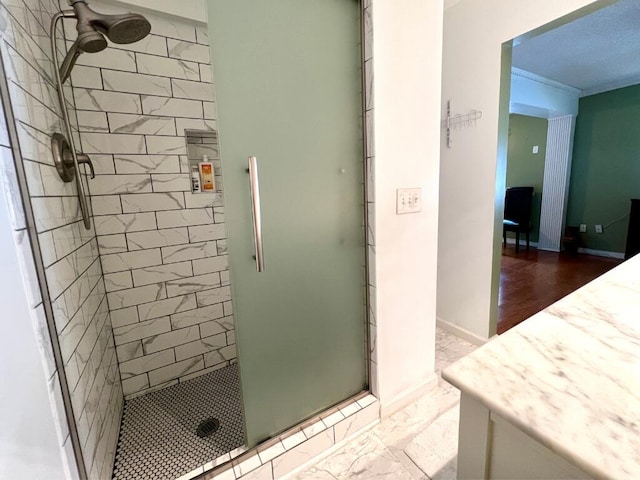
[503,187,534,253]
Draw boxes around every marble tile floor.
[292,328,477,480]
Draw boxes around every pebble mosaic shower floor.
[112,364,244,480]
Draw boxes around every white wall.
[0,177,66,479]
[372,0,443,412]
[510,69,580,119]
[437,0,611,339]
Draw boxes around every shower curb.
[184,392,379,480]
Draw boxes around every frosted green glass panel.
[208,0,367,447]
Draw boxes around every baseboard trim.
[537,247,561,253]
[379,375,438,418]
[505,242,625,259]
[504,237,539,248]
[436,318,489,346]
[577,248,624,259]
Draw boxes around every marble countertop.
[443,255,640,480]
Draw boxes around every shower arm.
[50,10,92,230]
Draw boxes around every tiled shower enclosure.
[0,0,238,477]
[68,1,237,400]
[0,0,122,478]
[0,0,377,479]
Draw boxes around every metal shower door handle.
[248,156,264,272]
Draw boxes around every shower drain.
[197,417,221,438]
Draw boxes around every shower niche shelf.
[185,129,223,194]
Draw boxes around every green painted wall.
[567,84,640,253]
[506,114,548,243]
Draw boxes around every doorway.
[112,1,370,478]
[497,0,635,333]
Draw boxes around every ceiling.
[512,0,640,96]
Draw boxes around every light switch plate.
[532,145,539,154]
[397,188,422,214]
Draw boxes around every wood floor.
[498,247,622,334]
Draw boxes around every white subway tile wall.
[363,1,378,399]
[0,1,121,480]
[69,1,237,399]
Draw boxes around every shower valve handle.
[76,154,95,179]
[51,132,96,181]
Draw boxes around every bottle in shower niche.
[199,155,215,191]
[191,165,201,193]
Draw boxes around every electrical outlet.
[579,224,587,233]
[595,224,603,234]
[532,145,539,154]
[396,188,422,214]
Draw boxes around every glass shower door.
[207,0,367,446]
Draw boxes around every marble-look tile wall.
[0,1,122,479]
[0,20,78,480]
[69,1,236,398]
[363,0,377,398]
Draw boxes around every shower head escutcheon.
[59,0,151,82]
